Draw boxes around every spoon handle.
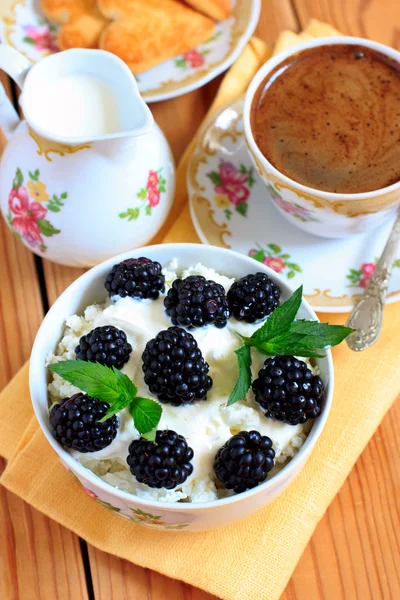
[346,209,400,351]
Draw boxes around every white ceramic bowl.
[30,244,334,531]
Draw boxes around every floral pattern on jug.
[6,168,66,252]
[207,160,255,218]
[266,183,320,224]
[119,168,167,221]
[347,258,400,288]
[249,244,302,279]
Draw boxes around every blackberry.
[75,325,132,369]
[164,275,230,329]
[227,272,280,323]
[214,431,275,494]
[252,356,324,425]
[105,257,165,299]
[49,393,119,453]
[127,430,194,489]
[142,326,212,406]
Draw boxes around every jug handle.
[0,46,31,140]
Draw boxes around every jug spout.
[0,46,32,140]
[20,49,154,145]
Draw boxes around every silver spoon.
[346,208,400,351]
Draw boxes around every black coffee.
[251,44,400,193]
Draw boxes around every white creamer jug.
[0,46,175,266]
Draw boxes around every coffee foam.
[251,44,400,194]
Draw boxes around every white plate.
[0,0,260,103]
[188,98,400,313]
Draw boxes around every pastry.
[98,0,215,74]
[40,0,95,23]
[41,0,108,50]
[183,0,232,21]
[58,10,108,49]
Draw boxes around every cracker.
[40,0,95,24]
[98,0,215,74]
[183,0,232,21]
[41,0,108,50]
[58,11,108,50]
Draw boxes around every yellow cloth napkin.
[1,21,400,600]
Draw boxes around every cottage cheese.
[47,261,314,503]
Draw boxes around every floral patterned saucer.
[0,0,260,103]
[187,98,400,313]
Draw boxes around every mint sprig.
[228,345,252,406]
[129,398,162,442]
[49,360,162,438]
[228,286,353,406]
[249,285,303,346]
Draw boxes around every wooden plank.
[293,0,400,46]
[0,74,89,600]
[89,552,216,600]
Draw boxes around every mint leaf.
[229,287,353,372]
[129,397,162,435]
[49,360,135,403]
[227,345,252,406]
[142,429,157,442]
[260,344,325,358]
[289,320,354,347]
[250,285,303,345]
[111,367,137,400]
[99,394,134,422]
[260,333,325,358]
[49,360,164,431]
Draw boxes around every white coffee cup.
[243,36,400,238]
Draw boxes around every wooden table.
[1,1,399,598]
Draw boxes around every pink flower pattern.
[267,184,319,223]
[215,162,250,206]
[207,161,255,217]
[249,244,302,280]
[183,49,205,68]
[23,24,58,53]
[147,170,161,207]
[119,168,166,221]
[8,186,46,246]
[263,256,286,273]
[6,168,65,253]
[347,260,400,288]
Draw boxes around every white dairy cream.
[30,73,122,138]
[47,262,314,503]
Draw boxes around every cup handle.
[0,45,32,140]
